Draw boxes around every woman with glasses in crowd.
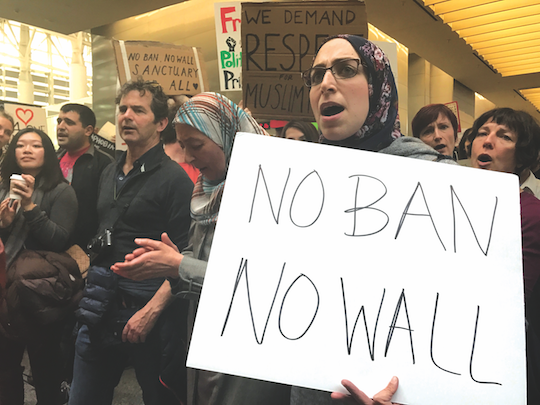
[294,34,456,405]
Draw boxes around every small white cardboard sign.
[187,134,526,405]
[214,2,242,92]
[3,102,47,134]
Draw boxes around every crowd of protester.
[0,33,539,405]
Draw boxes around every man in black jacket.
[56,103,114,250]
[69,80,193,405]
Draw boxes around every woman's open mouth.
[434,144,446,152]
[475,153,493,169]
[478,153,492,163]
[321,103,344,117]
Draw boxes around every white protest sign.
[187,134,526,405]
[214,2,242,91]
[3,102,47,134]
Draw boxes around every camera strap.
[88,172,152,265]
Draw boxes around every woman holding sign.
[112,93,292,405]
[289,35,457,405]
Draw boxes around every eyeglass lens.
[305,59,360,87]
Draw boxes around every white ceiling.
[364,0,540,119]
[1,0,538,119]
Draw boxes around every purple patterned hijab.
[318,35,402,152]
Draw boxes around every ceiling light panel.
[479,39,540,55]
[448,4,540,30]
[423,0,540,77]
[465,24,540,45]
[442,0,540,23]
[519,88,540,110]
[429,0,499,14]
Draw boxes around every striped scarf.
[174,92,266,225]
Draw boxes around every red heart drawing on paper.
[16,108,34,125]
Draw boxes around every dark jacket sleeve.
[23,183,78,251]
[522,192,540,302]
[163,161,194,252]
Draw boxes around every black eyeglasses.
[301,59,363,88]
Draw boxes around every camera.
[87,229,113,262]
